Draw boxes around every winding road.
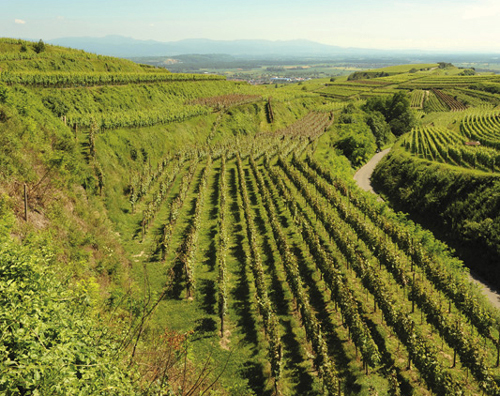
[353,148,500,309]
[353,148,390,197]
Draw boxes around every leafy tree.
[366,111,393,148]
[363,96,386,115]
[363,92,416,136]
[388,91,416,135]
[33,39,46,54]
[335,122,376,166]
[459,69,476,76]
[0,212,140,395]
[342,102,357,114]
[438,62,453,69]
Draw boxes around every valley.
[1,38,500,395]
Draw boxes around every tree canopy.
[363,91,416,136]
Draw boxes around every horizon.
[4,35,500,57]
[3,0,500,53]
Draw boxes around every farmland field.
[3,38,500,395]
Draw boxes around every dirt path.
[468,272,500,309]
[354,148,500,310]
[353,148,390,196]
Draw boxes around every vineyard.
[190,94,262,110]
[461,111,500,149]
[399,75,500,90]
[316,83,398,100]
[401,125,500,171]
[397,108,500,173]
[4,38,500,396]
[423,90,450,112]
[432,89,468,111]
[0,70,225,87]
[106,105,500,395]
[410,90,427,109]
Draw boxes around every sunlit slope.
[3,40,500,395]
[0,37,158,72]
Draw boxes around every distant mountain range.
[48,35,427,59]
[45,36,500,65]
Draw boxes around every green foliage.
[0,83,8,104]
[438,62,454,69]
[348,71,389,80]
[42,95,69,117]
[470,83,500,95]
[364,91,416,135]
[459,69,476,76]
[335,122,376,166]
[0,223,139,395]
[33,39,46,54]
[0,194,14,238]
[372,150,500,285]
[366,111,393,148]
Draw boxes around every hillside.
[2,38,500,396]
[372,113,500,286]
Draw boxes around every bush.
[0,221,140,395]
[335,122,376,166]
[33,39,46,54]
[363,91,416,136]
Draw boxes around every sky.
[2,0,500,52]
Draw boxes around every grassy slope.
[0,39,327,394]
[0,38,155,72]
[372,147,500,285]
[4,38,500,395]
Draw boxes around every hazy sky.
[2,0,500,51]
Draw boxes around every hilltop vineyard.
[4,38,500,395]
[0,70,225,87]
[121,108,500,395]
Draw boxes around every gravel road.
[353,148,500,310]
[353,148,391,195]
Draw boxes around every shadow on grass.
[209,164,220,221]
[243,168,258,207]
[245,166,289,316]
[281,319,317,396]
[199,278,216,315]
[292,242,360,394]
[229,165,269,393]
[166,255,185,300]
[165,169,205,299]
[240,361,271,396]
[192,317,218,341]
[362,315,412,396]
[228,167,260,349]
[204,227,217,272]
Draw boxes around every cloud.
[15,19,26,24]
[56,16,65,20]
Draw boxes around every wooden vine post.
[412,272,416,314]
[24,184,28,221]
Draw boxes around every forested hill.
[3,38,500,396]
